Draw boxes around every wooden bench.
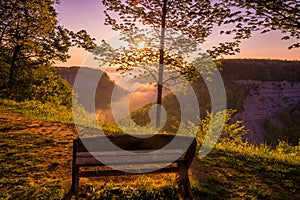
[71,134,196,199]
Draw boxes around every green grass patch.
[0,98,74,124]
[0,98,121,134]
[191,141,300,199]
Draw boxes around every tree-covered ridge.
[220,59,300,82]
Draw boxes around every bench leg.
[71,166,80,199]
[177,162,193,200]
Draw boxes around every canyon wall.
[233,80,300,144]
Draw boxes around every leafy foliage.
[94,0,247,90]
[197,109,247,154]
[0,0,96,98]
[101,0,246,58]
[0,64,73,107]
[94,29,215,87]
[263,104,300,146]
[220,0,300,49]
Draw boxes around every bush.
[0,63,73,108]
[197,109,248,155]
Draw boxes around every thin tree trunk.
[7,44,21,98]
[156,0,168,128]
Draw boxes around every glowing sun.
[137,41,145,49]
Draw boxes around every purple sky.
[54,0,300,67]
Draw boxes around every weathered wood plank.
[71,134,197,200]
[79,167,179,177]
[76,149,184,157]
[76,154,186,166]
[74,134,194,152]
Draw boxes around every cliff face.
[233,80,300,144]
[219,60,300,144]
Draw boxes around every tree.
[220,0,300,49]
[95,0,242,127]
[0,0,96,98]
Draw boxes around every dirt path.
[0,111,77,193]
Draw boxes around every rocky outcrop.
[233,80,300,144]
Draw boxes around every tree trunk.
[156,0,168,128]
[7,44,21,98]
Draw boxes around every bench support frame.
[71,135,196,199]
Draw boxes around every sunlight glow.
[137,41,145,49]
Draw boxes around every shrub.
[197,109,248,154]
[0,63,73,108]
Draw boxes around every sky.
[54,0,300,68]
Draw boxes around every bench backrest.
[73,134,197,167]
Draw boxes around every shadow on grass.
[62,190,73,200]
[190,148,300,200]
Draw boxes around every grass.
[0,99,299,199]
[0,115,179,199]
[0,98,74,124]
[191,141,300,199]
[0,117,74,199]
[0,99,121,134]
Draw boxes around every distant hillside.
[56,60,300,145]
[132,59,300,145]
[56,67,159,122]
[221,59,300,82]
[56,67,128,121]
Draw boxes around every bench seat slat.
[76,149,184,157]
[76,149,186,166]
[79,167,179,177]
[76,154,186,166]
